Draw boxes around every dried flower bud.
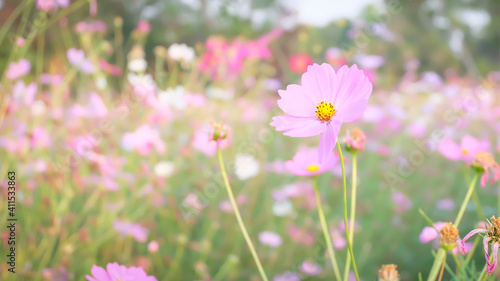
[439,222,459,251]
[378,264,399,281]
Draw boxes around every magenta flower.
[6,59,31,80]
[285,146,338,177]
[86,262,157,281]
[271,64,372,162]
[460,217,500,275]
[419,222,447,243]
[438,135,489,162]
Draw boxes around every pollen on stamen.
[315,101,336,122]
[306,165,319,172]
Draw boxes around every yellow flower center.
[315,101,336,122]
[306,165,319,172]
[462,149,468,155]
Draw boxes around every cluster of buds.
[469,152,500,187]
[210,121,231,146]
[344,128,366,153]
[378,264,399,281]
[439,222,459,251]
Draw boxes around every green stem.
[337,140,359,281]
[427,249,446,281]
[217,148,269,281]
[477,264,487,281]
[343,152,357,281]
[312,178,342,281]
[454,173,479,227]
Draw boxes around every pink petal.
[460,228,487,254]
[318,120,341,163]
[461,135,480,152]
[277,84,316,117]
[438,139,461,160]
[90,265,111,281]
[488,242,499,275]
[270,115,325,137]
[336,98,368,122]
[301,63,337,103]
[332,65,371,109]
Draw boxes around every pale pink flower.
[86,262,157,281]
[344,128,366,152]
[6,59,31,80]
[469,152,500,187]
[392,192,412,213]
[121,125,166,155]
[112,220,148,243]
[436,198,455,210]
[31,127,52,149]
[259,231,282,247]
[285,146,338,177]
[419,222,447,243]
[67,48,95,73]
[299,260,322,276]
[12,81,37,106]
[147,241,159,253]
[273,271,301,281]
[271,64,372,163]
[438,135,489,162]
[288,226,314,246]
[330,228,346,249]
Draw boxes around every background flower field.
[1,0,500,280]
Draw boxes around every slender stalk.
[454,173,479,227]
[438,252,447,281]
[337,140,359,281]
[429,172,479,281]
[343,152,357,281]
[312,178,342,281]
[216,148,269,281]
[477,264,487,281]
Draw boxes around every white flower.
[127,73,156,88]
[167,43,195,62]
[31,100,46,116]
[158,86,186,110]
[206,87,234,100]
[272,199,293,217]
[234,153,260,180]
[154,161,175,178]
[96,76,107,90]
[128,58,147,72]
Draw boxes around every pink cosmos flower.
[121,125,166,155]
[285,146,338,176]
[273,271,301,281]
[271,64,372,163]
[460,217,500,275]
[86,262,157,281]
[289,53,313,73]
[136,21,151,34]
[438,135,489,162]
[6,59,31,80]
[147,241,159,253]
[469,152,500,187]
[259,231,282,247]
[192,125,230,156]
[344,128,366,152]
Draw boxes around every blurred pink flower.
[289,53,313,73]
[67,48,95,73]
[12,81,37,106]
[85,262,157,281]
[271,64,372,163]
[299,260,322,276]
[330,228,346,249]
[266,159,287,174]
[31,127,52,149]
[219,194,248,213]
[112,220,149,243]
[15,37,25,47]
[100,60,122,76]
[436,198,455,210]
[392,192,412,213]
[258,231,282,247]
[192,127,230,157]
[344,128,366,152]
[147,241,159,253]
[438,135,489,162]
[288,225,315,246]
[273,271,300,281]
[136,21,151,33]
[121,125,166,155]
[338,219,359,232]
[419,222,447,243]
[325,47,347,68]
[285,146,338,177]
[6,59,31,80]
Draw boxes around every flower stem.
[343,152,357,281]
[217,148,269,281]
[337,140,360,281]
[454,173,479,227]
[438,252,447,281]
[427,249,446,281]
[312,178,342,281]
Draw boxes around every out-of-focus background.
[1,0,500,280]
